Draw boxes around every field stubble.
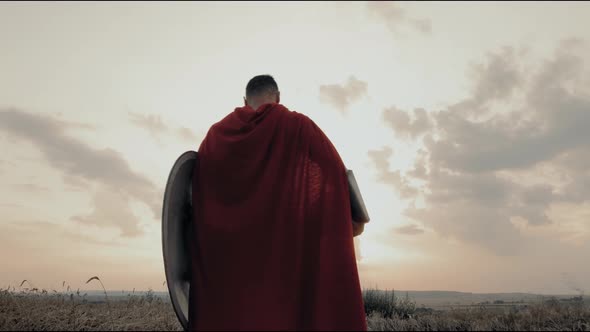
[1,287,589,331]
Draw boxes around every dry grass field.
[0,287,182,331]
[1,286,589,331]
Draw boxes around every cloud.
[382,47,520,138]
[0,221,123,249]
[405,201,524,256]
[128,113,168,138]
[395,224,424,235]
[319,76,368,114]
[382,107,433,139]
[0,221,126,284]
[366,1,432,36]
[177,127,199,142]
[128,112,199,143]
[0,203,23,208]
[367,147,417,199]
[428,47,590,174]
[0,109,161,236]
[11,183,50,193]
[71,186,143,237]
[470,47,524,106]
[402,168,555,254]
[371,40,590,255]
[449,47,524,118]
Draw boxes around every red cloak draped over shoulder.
[189,103,366,331]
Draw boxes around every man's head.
[244,75,280,110]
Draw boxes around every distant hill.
[369,290,587,308]
[79,289,587,308]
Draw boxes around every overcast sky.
[1,1,589,295]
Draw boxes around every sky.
[1,1,589,295]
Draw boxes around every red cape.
[189,103,366,331]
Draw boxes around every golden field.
[1,287,589,331]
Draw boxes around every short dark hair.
[245,75,279,98]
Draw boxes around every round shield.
[162,150,197,331]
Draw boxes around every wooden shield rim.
[162,150,197,331]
